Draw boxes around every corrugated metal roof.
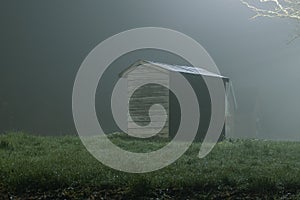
[120,60,229,80]
[145,61,228,79]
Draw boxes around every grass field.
[1,132,300,199]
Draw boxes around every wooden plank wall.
[127,64,169,138]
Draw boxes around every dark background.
[1,0,300,139]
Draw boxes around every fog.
[1,0,299,140]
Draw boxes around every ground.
[1,132,300,199]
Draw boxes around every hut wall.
[127,65,170,137]
[169,74,227,141]
[169,73,211,141]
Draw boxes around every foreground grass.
[1,132,300,199]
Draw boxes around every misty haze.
[1,0,300,199]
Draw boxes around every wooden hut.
[120,60,232,141]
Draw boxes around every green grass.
[1,132,300,199]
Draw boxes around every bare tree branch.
[241,0,300,20]
[241,0,300,42]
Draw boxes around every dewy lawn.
[1,132,300,199]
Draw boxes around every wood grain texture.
[127,64,170,137]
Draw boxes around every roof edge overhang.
[119,60,229,80]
